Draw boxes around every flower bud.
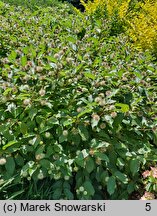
[0,179,4,185]
[37,171,44,180]
[73,166,79,172]
[79,186,84,192]
[45,132,51,138]
[64,175,70,181]
[54,172,61,180]
[83,191,88,195]
[63,130,68,136]
[0,158,7,165]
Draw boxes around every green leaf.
[5,157,15,175]
[52,188,62,199]
[114,171,128,184]
[8,50,17,61]
[95,152,109,163]
[28,167,37,176]
[22,46,29,54]
[75,153,84,167]
[46,56,57,63]
[100,171,109,185]
[64,188,74,200]
[21,55,27,67]
[130,159,140,176]
[46,145,54,157]
[115,103,129,112]
[2,140,18,150]
[3,88,12,96]
[77,107,92,118]
[40,159,50,169]
[47,117,59,126]
[85,157,95,173]
[54,144,62,152]
[35,145,45,155]
[0,124,6,133]
[153,131,157,146]
[39,125,53,134]
[84,72,96,80]
[52,180,63,189]
[20,122,27,135]
[107,176,116,195]
[78,124,89,141]
[2,129,14,141]
[83,180,95,196]
[29,108,38,121]
[127,182,135,194]
[116,157,125,169]
[59,134,67,143]
[63,119,74,126]
[17,93,30,100]
[67,36,76,43]
[91,118,99,128]
[8,189,25,200]
[15,154,24,167]
[69,133,81,145]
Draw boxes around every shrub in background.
[126,0,157,56]
[79,0,157,55]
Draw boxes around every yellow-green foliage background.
[80,0,157,54]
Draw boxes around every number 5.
[145,203,151,211]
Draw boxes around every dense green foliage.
[1,0,60,8]
[0,0,157,199]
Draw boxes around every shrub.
[126,0,157,55]
[79,0,157,54]
[0,1,157,199]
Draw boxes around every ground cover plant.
[0,0,157,200]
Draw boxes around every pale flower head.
[142,170,150,178]
[111,111,117,118]
[0,179,4,185]
[150,167,157,178]
[39,88,46,97]
[92,113,100,121]
[94,97,101,103]
[0,158,7,165]
[35,153,45,161]
[37,170,44,180]
[23,98,31,106]
[140,192,155,200]
[105,90,112,97]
